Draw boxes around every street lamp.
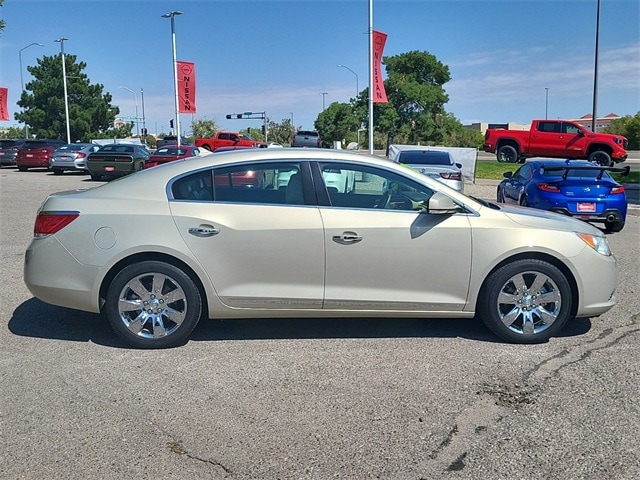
[54,37,71,144]
[545,87,549,119]
[119,85,139,136]
[337,64,359,99]
[19,42,44,138]
[161,10,183,146]
[320,92,328,111]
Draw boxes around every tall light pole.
[545,87,549,119]
[119,85,139,136]
[162,10,183,146]
[337,64,359,99]
[54,37,71,144]
[320,92,328,111]
[591,0,601,132]
[19,42,43,138]
[141,88,147,144]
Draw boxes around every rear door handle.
[188,226,220,237]
[332,232,362,244]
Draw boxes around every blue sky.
[1,0,638,136]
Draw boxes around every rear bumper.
[550,207,625,224]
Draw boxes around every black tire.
[497,145,518,163]
[18,166,27,172]
[105,261,203,349]
[52,168,63,175]
[497,187,505,203]
[519,195,529,207]
[90,173,101,181]
[604,220,624,233]
[478,259,573,343]
[588,150,611,166]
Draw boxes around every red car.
[146,145,202,168]
[16,139,66,171]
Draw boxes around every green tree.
[264,117,295,145]
[15,54,119,142]
[0,0,4,32]
[0,126,26,139]
[315,102,361,148]
[191,118,219,138]
[604,112,640,150]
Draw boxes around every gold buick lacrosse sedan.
[25,149,617,348]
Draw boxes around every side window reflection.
[319,163,434,211]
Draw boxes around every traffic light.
[169,119,174,129]
[226,114,232,119]
[236,114,242,119]
[261,125,266,135]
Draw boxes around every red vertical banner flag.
[177,61,196,113]
[0,88,9,121]
[372,30,388,103]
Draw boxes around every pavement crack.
[167,440,232,475]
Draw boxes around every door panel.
[320,208,472,311]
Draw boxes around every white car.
[25,148,617,348]
[389,146,464,192]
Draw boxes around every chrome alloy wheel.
[117,272,187,339]
[496,271,562,336]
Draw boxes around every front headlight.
[576,232,611,256]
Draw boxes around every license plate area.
[104,166,115,172]
[577,202,596,213]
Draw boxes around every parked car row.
[0,139,206,180]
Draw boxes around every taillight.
[114,156,131,162]
[34,211,79,237]
[440,171,462,181]
[76,152,87,159]
[611,185,625,194]
[538,183,560,192]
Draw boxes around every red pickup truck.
[194,132,267,152]
[483,119,628,166]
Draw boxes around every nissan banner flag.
[372,30,388,103]
[177,61,196,113]
[0,88,9,121]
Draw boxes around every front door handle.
[332,232,362,244]
[188,226,220,237]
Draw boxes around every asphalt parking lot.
[1,167,639,479]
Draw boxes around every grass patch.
[475,161,640,184]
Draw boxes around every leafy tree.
[315,102,361,147]
[0,0,4,33]
[263,117,295,145]
[15,54,119,142]
[0,126,26,139]
[604,112,640,150]
[191,118,219,139]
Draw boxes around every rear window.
[398,150,453,166]
[56,144,84,151]
[296,131,318,137]
[99,145,134,153]
[1,140,22,148]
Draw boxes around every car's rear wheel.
[90,173,101,181]
[604,219,625,233]
[18,166,27,172]
[588,150,612,166]
[52,168,63,175]
[478,259,573,343]
[105,261,202,349]
[497,145,518,163]
[519,195,529,207]
[497,187,505,203]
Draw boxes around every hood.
[499,204,601,234]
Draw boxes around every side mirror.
[427,192,462,215]
[455,163,463,169]
[503,171,513,179]
[577,129,585,136]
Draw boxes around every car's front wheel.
[105,261,203,349]
[478,259,573,343]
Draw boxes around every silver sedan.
[24,149,617,348]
